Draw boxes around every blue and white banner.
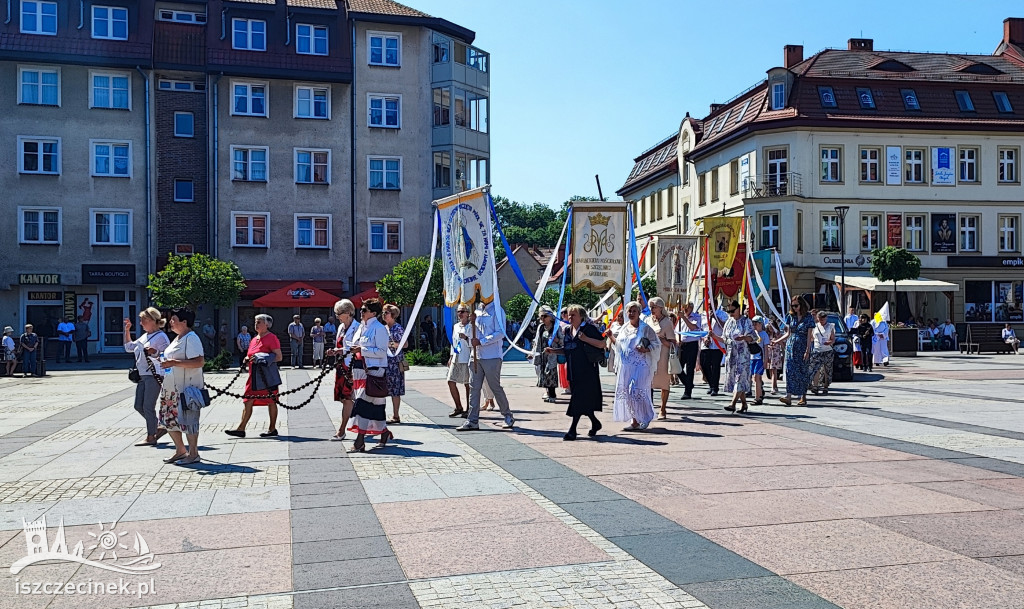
[438,187,495,307]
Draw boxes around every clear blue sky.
[412,0,1017,206]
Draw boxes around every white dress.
[872,320,890,364]
[606,321,622,374]
[612,322,660,427]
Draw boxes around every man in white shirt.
[457,303,516,431]
[447,305,473,417]
[939,319,957,350]
[56,316,75,364]
[844,307,859,333]
[288,315,305,368]
[676,302,702,399]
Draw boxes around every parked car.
[824,312,854,381]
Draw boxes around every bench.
[957,324,1014,354]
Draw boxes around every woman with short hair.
[809,310,836,395]
[19,324,38,377]
[124,307,170,446]
[528,306,561,402]
[612,301,660,430]
[311,318,325,367]
[722,301,755,413]
[547,304,604,440]
[236,325,251,368]
[328,299,360,440]
[2,326,17,377]
[158,308,205,464]
[382,304,407,424]
[226,313,283,438]
[648,297,676,420]
[347,299,393,452]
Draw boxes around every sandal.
[752,398,763,406]
[448,409,464,418]
[348,441,366,453]
[797,398,808,406]
[387,417,401,425]
[163,452,187,464]
[779,397,792,406]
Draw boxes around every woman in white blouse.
[613,301,660,430]
[123,307,170,447]
[346,299,394,452]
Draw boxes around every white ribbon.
[503,214,570,356]
[750,254,784,321]
[388,209,440,357]
[773,249,791,313]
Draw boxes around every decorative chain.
[203,358,340,411]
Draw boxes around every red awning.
[349,286,380,308]
[252,281,341,308]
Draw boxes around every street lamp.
[834,205,850,312]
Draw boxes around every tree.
[376,256,443,306]
[505,293,533,322]
[870,246,922,320]
[631,276,658,303]
[148,253,245,310]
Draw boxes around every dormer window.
[818,86,837,109]
[901,89,920,111]
[856,87,875,109]
[994,91,1014,114]
[771,83,785,110]
[954,90,975,112]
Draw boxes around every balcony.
[743,172,802,199]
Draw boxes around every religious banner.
[715,243,747,298]
[655,235,700,302]
[749,249,773,300]
[572,201,628,292]
[886,214,902,247]
[438,187,495,306]
[702,217,742,272]
[931,213,956,253]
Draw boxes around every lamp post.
[835,205,850,312]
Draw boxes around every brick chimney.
[784,44,804,68]
[1005,18,1024,46]
[848,38,873,51]
[709,103,725,114]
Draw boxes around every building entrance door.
[100,290,137,353]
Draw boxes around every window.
[759,212,780,250]
[174,179,193,202]
[999,215,1018,252]
[433,151,451,189]
[295,215,330,249]
[821,214,840,252]
[90,72,130,109]
[683,203,690,231]
[905,215,926,251]
[19,136,60,174]
[959,147,978,183]
[295,149,329,184]
[667,186,675,217]
[232,82,267,116]
[231,146,268,181]
[20,1,56,35]
[993,91,1014,114]
[296,24,328,56]
[901,88,920,110]
[295,85,329,119]
[158,79,204,92]
[174,243,195,256]
[174,112,194,137]
[369,219,402,252]
[433,87,450,126]
[91,141,131,177]
[157,10,205,23]
[18,66,59,106]
[860,147,880,182]
[735,99,751,122]
[368,32,400,66]
[654,193,662,221]
[368,156,401,190]
[856,87,875,109]
[905,148,925,183]
[368,94,400,128]
[999,148,1018,183]
[19,207,60,244]
[638,199,645,225]
[818,86,837,108]
[92,5,128,40]
[710,167,719,201]
[432,33,449,63]
[90,210,131,245]
[729,159,739,195]
[468,92,488,133]
[821,147,841,182]
[766,148,788,195]
[796,210,803,252]
[698,173,707,205]
[960,215,979,252]
[771,82,785,110]
[233,213,268,247]
[232,19,266,51]
[954,90,975,112]
[861,214,881,251]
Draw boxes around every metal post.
[835,206,850,312]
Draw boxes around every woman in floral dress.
[722,300,755,413]
[763,319,784,394]
[774,296,815,406]
[158,308,205,465]
[383,304,406,424]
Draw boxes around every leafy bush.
[405,349,444,366]
[203,349,234,372]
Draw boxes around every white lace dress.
[612,321,660,426]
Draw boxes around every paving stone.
[291,504,385,542]
[123,489,217,521]
[497,457,579,481]
[610,531,772,585]
[526,475,625,504]
[361,474,447,503]
[292,535,394,564]
[560,499,680,538]
[292,555,406,590]
[207,486,290,515]
[686,576,842,609]
[431,470,518,498]
[293,584,418,609]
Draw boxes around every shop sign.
[931,213,957,253]
[288,288,315,299]
[948,256,1024,268]
[64,292,77,320]
[19,274,60,285]
[821,254,870,267]
[885,147,902,185]
[931,147,955,185]
[27,291,61,301]
[82,264,136,284]
[886,214,902,247]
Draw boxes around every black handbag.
[365,368,389,398]
[748,341,762,355]
[128,367,141,383]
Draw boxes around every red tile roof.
[287,0,340,7]
[347,0,431,17]
[617,133,678,195]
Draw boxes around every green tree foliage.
[147,253,245,310]
[505,293,533,322]
[631,276,658,303]
[490,194,601,257]
[375,256,443,306]
[870,246,922,319]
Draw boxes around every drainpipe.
[5,0,11,25]
[210,74,222,257]
[220,8,227,40]
[77,1,83,29]
[285,12,292,46]
[136,67,153,284]
[350,20,358,293]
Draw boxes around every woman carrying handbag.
[347,299,394,452]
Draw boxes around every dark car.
[824,312,854,381]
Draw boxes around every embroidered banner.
[701,216,742,273]
[655,235,700,303]
[438,187,495,306]
[572,202,628,292]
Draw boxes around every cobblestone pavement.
[1,352,1023,609]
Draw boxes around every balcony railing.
[743,172,802,198]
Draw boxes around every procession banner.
[749,249,773,300]
[437,186,495,306]
[701,217,742,272]
[572,202,628,292]
[656,235,700,302]
[715,243,747,299]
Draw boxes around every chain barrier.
[204,358,340,411]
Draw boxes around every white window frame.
[859,147,881,183]
[91,5,128,41]
[173,179,194,202]
[758,211,780,251]
[999,215,1018,253]
[960,215,979,253]
[905,214,926,252]
[157,10,206,24]
[231,80,268,117]
[294,84,330,119]
[367,30,401,66]
[18,206,61,244]
[89,70,131,110]
[20,0,57,35]
[158,79,204,92]
[905,148,925,183]
[771,82,785,110]
[294,148,331,184]
[89,208,132,246]
[959,147,978,183]
[999,148,1018,184]
[294,214,331,249]
[231,212,270,248]
[18,135,61,175]
[296,23,328,56]
[367,93,401,128]
[821,213,840,252]
[89,139,132,178]
[232,18,266,51]
[820,147,841,183]
[174,112,194,138]
[861,214,882,252]
[367,156,402,190]
[368,218,403,253]
[17,65,60,106]
[230,145,269,182]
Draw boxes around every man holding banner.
[656,235,701,400]
[457,304,516,431]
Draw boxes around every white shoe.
[330,433,346,441]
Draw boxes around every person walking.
[722,301,755,413]
[347,299,393,451]
[288,315,305,368]
[201,319,216,356]
[19,324,39,377]
[528,306,561,403]
[123,308,170,446]
[764,318,784,394]
[73,316,91,362]
[235,325,251,368]
[675,302,701,400]
[699,312,725,396]
[809,310,836,395]
[873,314,891,366]
[328,299,360,440]
[310,318,326,367]
[226,314,283,439]
[547,304,604,440]
[776,296,814,406]
[557,308,571,395]
[456,303,516,432]
[383,304,407,424]
[612,301,659,430]
[855,314,874,371]
[2,326,17,377]
[56,316,74,364]
[648,297,676,420]
[158,308,205,465]
[446,304,472,417]
[605,310,623,374]
[750,316,770,405]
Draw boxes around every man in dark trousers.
[419,315,437,353]
[676,302,701,399]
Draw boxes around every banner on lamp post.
[571,202,629,293]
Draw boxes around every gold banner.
[572,202,628,293]
[702,217,742,272]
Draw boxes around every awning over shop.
[349,286,380,308]
[252,281,341,308]
[815,271,959,292]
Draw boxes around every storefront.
[814,271,958,322]
[950,256,1024,323]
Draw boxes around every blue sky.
[412,0,1017,206]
